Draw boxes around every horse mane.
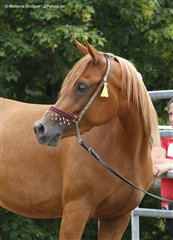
[61,52,160,146]
[115,56,160,146]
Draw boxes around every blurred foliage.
[138,196,170,240]
[0,209,61,240]
[0,0,173,239]
[0,0,105,103]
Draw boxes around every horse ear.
[83,38,101,64]
[72,36,88,56]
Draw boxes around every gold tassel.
[100,82,109,97]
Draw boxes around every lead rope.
[75,123,173,204]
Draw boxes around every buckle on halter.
[73,115,81,124]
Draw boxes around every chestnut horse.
[33,39,160,239]
[1,40,160,239]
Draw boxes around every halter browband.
[49,54,111,124]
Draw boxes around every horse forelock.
[115,56,160,146]
[61,54,92,94]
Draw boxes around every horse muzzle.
[33,120,64,147]
[33,106,78,146]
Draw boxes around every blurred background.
[0,0,173,239]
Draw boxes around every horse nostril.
[34,123,45,136]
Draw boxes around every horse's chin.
[47,134,62,147]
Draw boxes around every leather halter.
[49,54,111,124]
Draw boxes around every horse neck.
[116,101,149,152]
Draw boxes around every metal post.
[131,208,140,240]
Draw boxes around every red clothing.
[161,138,173,207]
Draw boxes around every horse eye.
[75,82,88,93]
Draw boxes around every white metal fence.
[148,90,173,100]
[131,206,173,240]
[131,170,173,240]
[131,90,173,240]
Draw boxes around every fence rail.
[131,90,173,240]
[162,170,173,178]
[159,129,173,138]
[131,207,173,240]
[148,90,173,100]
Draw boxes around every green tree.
[0,0,105,103]
[93,0,173,90]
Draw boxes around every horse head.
[34,38,159,148]
[34,39,122,146]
